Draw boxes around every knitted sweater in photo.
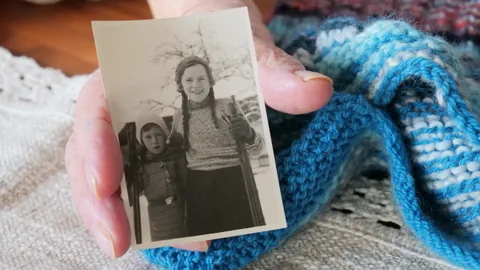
[169,97,264,171]
[142,14,480,270]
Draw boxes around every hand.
[65,71,210,257]
[65,0,334,259]
[229,114,253,140]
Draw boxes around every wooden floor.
[0,0,275,76]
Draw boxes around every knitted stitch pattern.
[275,0,480,42]
[169,98,264,171]
[142,17,480,269]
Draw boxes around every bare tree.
[134,94,182,117]
[144,20,257,114]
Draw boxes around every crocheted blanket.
[1,4,480,270]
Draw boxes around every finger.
[147,0,333,115]
[229,115,243,124]
[65,133,131,258]
[231,125,244,131]
[222,114,231,125]
[171,240,211,252]
[74,70,124,199]
[230,114,243,120]
[69,70,130,256]
[79,193,131,258]
[230,122,244,131]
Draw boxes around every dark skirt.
[185,165,259,236]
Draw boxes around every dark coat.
[139,146,188,241]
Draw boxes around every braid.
[181,91,190,150]
[208,88,219,129]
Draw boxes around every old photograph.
[92,7,286,250]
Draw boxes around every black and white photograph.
[92,7,286,250]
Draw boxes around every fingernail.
[85,166,100,198]
[294,70,333,85]
[93,222,116,258]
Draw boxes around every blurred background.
[0,0,275,76]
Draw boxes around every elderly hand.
[65,0,333,258]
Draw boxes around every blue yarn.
[143,92,384,270]
[142,16,480,269]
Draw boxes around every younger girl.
[135,110,187,241]
[168,55,266,236]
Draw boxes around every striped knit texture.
[169,98,264,171]
[275,0,480,41]
[271,14,480,268]
[142,16,480,270]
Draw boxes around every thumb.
[250,4,333,115]
[256,37,333,114]
[147,0,333,115]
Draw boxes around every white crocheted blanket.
[0,46,459,269]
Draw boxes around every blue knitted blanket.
[142,15,480,270]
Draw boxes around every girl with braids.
[168,55,265,236]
